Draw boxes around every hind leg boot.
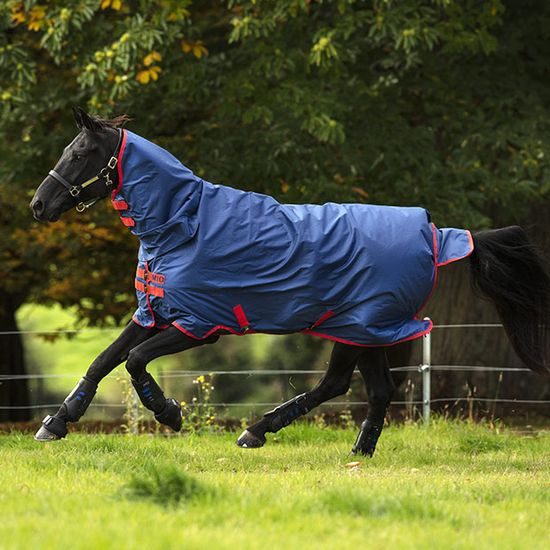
[132,374,182,432]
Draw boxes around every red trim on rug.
[171,321,431,347]
[172,321,256,340]
[436,229,474,267]
[310,310,334,329]
[112,129,127,198]
[120,216,135,227]
[302,323,433,347]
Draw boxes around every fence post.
[420,318,432,425]
[131,388,140,435]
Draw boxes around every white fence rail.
[1,320,550,420]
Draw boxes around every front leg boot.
[34,377,97,442]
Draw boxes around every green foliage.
[1,1,550,325]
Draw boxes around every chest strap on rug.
[135,266,165,298]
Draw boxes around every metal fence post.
[421,318,432,424]
[132,388,140,435]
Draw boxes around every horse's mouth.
[32,212,60,223]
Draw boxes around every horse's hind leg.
[35,321,159,441]
[352,347,396,457]
[124,327,218,431]
[237,342,362,448]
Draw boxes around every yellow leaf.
[28,20,44,31]
[181,40,192,53]
[101,0,122,10]
[136,70,150,84]
[143,51,161,67]
[193,43,208,59]
[149,66,161,81]
[281,181,290,193]
[11,4,26,25]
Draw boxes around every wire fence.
[1,321,550,418]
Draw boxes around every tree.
[2,1,550,418]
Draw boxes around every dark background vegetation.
[1,0,549,422]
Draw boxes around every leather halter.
[48,129,123,213]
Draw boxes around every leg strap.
[263,393,315,432]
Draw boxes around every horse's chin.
[32,210,62,223]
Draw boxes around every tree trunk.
[0,295,30,422]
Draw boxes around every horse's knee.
[125,348,147,380]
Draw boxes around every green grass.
[1,420,549,549]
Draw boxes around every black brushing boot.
[351,419,383,457]
[237,393,314,448]
[132,373,182,432]
[34,377,98,442]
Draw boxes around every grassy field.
[1,420,549,549]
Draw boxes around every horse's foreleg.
[35,321,159,441]
[237,342,362,448]
[352,347,395,457]
[124,327,218,431]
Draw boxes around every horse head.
[30,108,125,222]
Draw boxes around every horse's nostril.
[31,199,44,215]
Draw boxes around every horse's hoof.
[155,398,183,432]
[237,430,266,448]
[34,425,64,442]
[34,415,68,442]
[351,445,375,457]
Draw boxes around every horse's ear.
[72,107,101,131]
[72,106,85,129]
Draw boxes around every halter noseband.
[48,129,123,213]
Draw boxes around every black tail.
[469,226,550,376]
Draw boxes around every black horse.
[30,109,550,454]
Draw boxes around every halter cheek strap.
[49,129,122,213]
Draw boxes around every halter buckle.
[69,186,80,197]
[107,156,118,169]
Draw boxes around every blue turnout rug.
[111,130,473,346]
